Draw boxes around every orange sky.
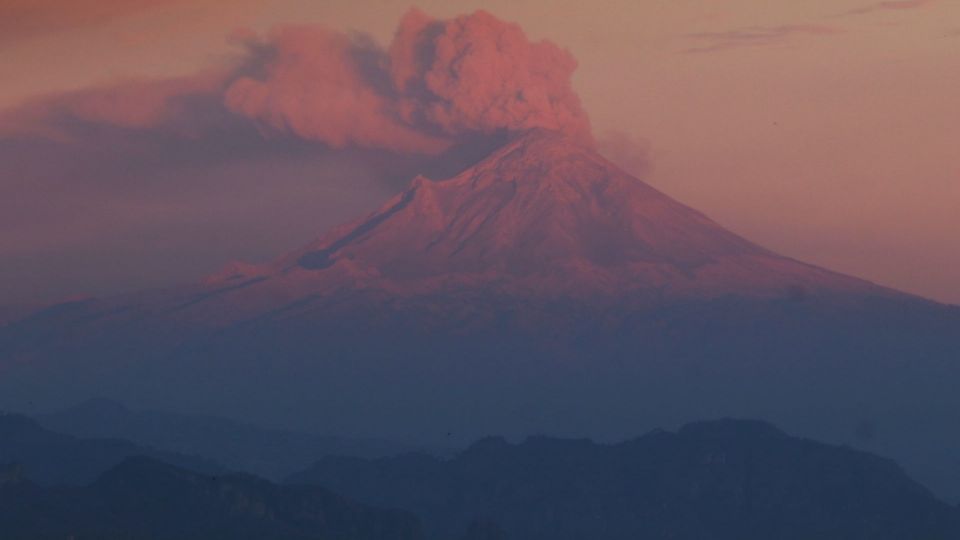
[1,0,958,304]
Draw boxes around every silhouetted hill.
[38,398,440,480]
[0,456,423,540]
[288,419,960,540]
[0,412,221,485]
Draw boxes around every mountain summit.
[295,129,765,279]
[213,129,884,301]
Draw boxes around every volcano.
[127,128,895,327]
[205,129,887,306]
[1,129,960,501]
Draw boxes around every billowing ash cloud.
[6,9,591,155]
[388,9,591,143]
[223,25,450,154]
[225,9,592,153]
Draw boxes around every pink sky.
[1,0,958,305]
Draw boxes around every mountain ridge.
[288,418,960,540]
[0,455,424,540]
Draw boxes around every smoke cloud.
[388,9,592,143]
[6,9,591,155]
[225,9,592,152]
[223,25,449,154]
[2,71,230,141]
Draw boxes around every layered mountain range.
[3,416,957,539]
[1,129,959,500]
[290,419,960,540]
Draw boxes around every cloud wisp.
[683,24,841,54]
[841,0,938,17]
[684,0,938,55]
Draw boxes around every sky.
[1,0,958,306]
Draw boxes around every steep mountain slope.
[0,128,958,502]
[288,419,960,540]
[0,456,423,540]
[279,129,882,299]
[196,128,889,307]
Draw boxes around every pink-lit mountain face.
[2,128,960,503]
[193,129,886,319]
